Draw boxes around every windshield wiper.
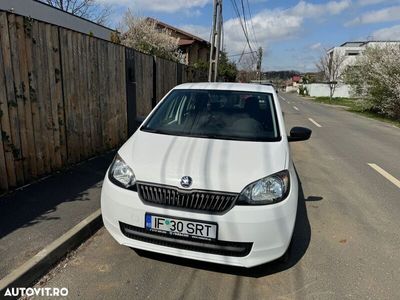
[141,127,167,134]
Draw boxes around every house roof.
[339,40,400,47]
[147,17,210,46]
[340,41,367,47]
[178,39,196,46]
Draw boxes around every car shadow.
[133,168,320,278]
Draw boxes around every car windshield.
[141,89,280,141]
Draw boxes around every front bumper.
[101,172,298,268]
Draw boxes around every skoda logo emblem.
[180,176,192,188]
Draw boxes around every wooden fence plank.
[108,43,116,148]
[68,30,80,163]
[86,35,94,155]
[135,51,153,117]
[8,14,30,181]
[0,26,10,190]
[46,23,62,169]
[118,46,127,142]
[29,19,46,176]
[85,35,91,155]
[60,28,77,164]
[38,22,54,172]
[0,57,9,190]
[107,43,114,148]
[91,36,102,152]
[79,33,89,158]
[53,27,67,164]
[33,21,49,172]
[112,44,119,148]
[16,16,38,179]
[0,119,8,191]
[74,32,83,159]
[1,13,24,185]
[24,17,43,176]
[156,57,177,102]
[0,12,16,188]
[100,40,109,149]
[65,29,75,163]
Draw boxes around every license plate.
[145,213,218,240]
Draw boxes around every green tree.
[194,51,237,82]
[217,51,237,82]
[344,45,400,119]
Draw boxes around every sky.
[99,0,400,72]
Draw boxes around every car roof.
[173,82,276,93]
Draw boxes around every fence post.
[177,64,182,85]
[152,55,157,108]
[125,48,137,136]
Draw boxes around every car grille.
[136,182,238,214]
[120,222,252,257]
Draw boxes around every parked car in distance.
[101,82,311,268]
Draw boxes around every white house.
[305,40,400,98]
[328,41,400,77]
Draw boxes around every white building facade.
[306,41,400,98]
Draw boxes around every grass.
[307,96,400,127]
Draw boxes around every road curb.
[0,209,102,297]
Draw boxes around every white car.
[101,82,311,268]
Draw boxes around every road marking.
[308,118,322,127]
[293,106,299,111]
[279,96,288,103]
[368,163,400,189]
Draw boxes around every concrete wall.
[304,83,351,98]
[0,0,114,41]
[285,86,298,93]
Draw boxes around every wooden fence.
[0,11,206,192]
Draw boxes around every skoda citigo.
[101,83,311,268]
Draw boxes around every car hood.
[119,131,288,193]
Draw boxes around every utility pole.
[208,0,223,82]
[257,47,263,83]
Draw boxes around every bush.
[344,45,400,119]
[298,85,308,96]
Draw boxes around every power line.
[245,0,259,49]
[230,0,253,53]
[240,0,251,49]
[228,50,257,57]
[229,0,257,64]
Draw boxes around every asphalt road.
[35,92,400,299]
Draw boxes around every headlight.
[237,170,290,205]
[108,154,136,189]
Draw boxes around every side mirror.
[288,127,312,142]
[276,89,279,94]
